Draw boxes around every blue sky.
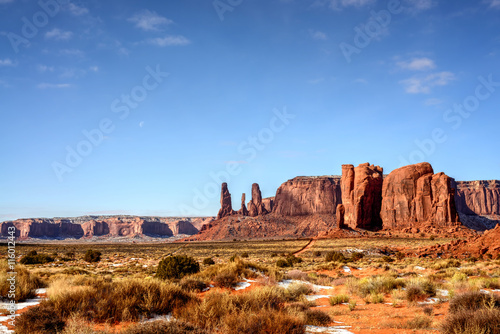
[1,0,499,220]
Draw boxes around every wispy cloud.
[397,57,436,71]
[404,0,436,13]
[37,64,54,73]
[37,83,72,89]
[400,71,455,94]
[89,66,99,72]
[67,3,88,16]
[312,0,375,10]
[309,30,328,40]
[128,10,172,31]
[146,35,191,47]
[486,0,500,8]
[0,58,16,66]
[45,28,73,41]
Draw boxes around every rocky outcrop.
[454,180,500,216]
[341,163,383,230]
[336,204,345,228]
[272,176,342,216]
[237,193,249,216]
[217,182,235,219]
[381,162,459,229]
[248,183,268,217]
[0,216,201,240]
[262,197,274,213]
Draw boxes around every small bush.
[240,252,249,258]
[423,306,433,316]
[222,310,305,334]
[329,294,350,306]
[83,250,101,263]
[325,251,346,263]
[406,285,425,302]
[449,291,500,313]
[65,252,75,259]
[304,309,331,326]
[19,253,54,265]
[156,255,200,280]
[276,259,289,268]
[203,258,215,265]
[441,309,500,334]
[370,293,384,304]
[285,283,313,301]
[213,272,238,288]
[350,252,364,261]
[313,251,321,257]
[348,300,356,311]
[395,252,405,261]
[14,303,65,334]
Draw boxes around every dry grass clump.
[179,278,207,292]
[441,291,500,334]
[122,319,209,334]
[14,302,65,334]
[0,263,44,302]
[329,294,350,306]
[302,309,331,326]
[402,315,432,329]
[347,275,405,297]
[18,277,197,325]
[222,310,305,334]
[431,259,461,270]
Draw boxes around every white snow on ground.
[305,325,354,333]
[342,266,351,273]
[278,279,333,292]
[414,266,426,270]
[418,297,439,305]
[202,284,214,292]
[0,290,46,334]
[35,288,46,294]
[234,278,257,291]
[141,314,173,323]
[480,289,491,294]
[437,289,449,297]
[305,295,331,301]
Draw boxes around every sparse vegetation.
[83,249,101,263]
[156,255,200,280]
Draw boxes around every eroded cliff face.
[454,180,500,216]
[272,176,342,216]
[341,163,383,230]
[248,183,268,217]
[0,216,202,240]
[381,162,459,229]
[217,183,235,219]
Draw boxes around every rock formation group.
[215,162,499,232]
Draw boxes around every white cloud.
[45,28,73,40]
[128,10,172,31]
[37,65,54,72]
[89,66,99,72]
[486,0,500,8]
[67,3,88,15]
[400,71,455,94]
[146,35,191,47]
[310,30,328,40]
[0,58,15,66]
[404,0,435,13]
[315,0,375,10]
[397,57,436,71]
[37,83,72,89]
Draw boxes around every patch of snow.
[234,278,257,291]
[437,289,449,297]
[305,295,331,301]
[414,266,426,270]
[0,324,14,334]
[342,266,351,273]
[35,288,46,294]
[418,297,439,304]
[278,279,333,292]
[142,314,173,323]
[480,289,491,294]
[305,325,354,333]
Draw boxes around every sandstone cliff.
[454,180,500,216]
[272,176,342,216]
[0,216,202,240]
[381,162,459,229]
[341,163,383,230]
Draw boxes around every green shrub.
[325,251,346,263]
[203,257,215,265]
[83,250,101,263]
[156,255,200,280]
[329,294,350,306]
